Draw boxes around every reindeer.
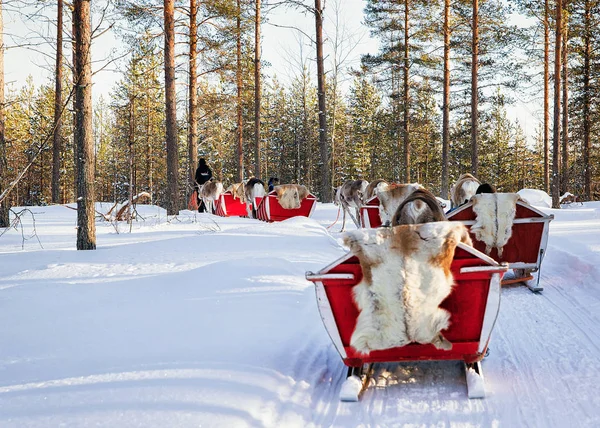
[334,180,369,231]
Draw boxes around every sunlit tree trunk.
[552,0,563,208]
[403,0,410,182]
[254,0,261,178]
[441,0,450,198]
[471,0,479,176]
[74,0,96,249]
[52,0,63,204]
[314,0,331,201]
[236,0,243,181]
[188,0,198,195]
[543,0,550,193]
[164,0,179,215]
[583,0,591,200]
[0,0,9,227]
[561,15,569,193]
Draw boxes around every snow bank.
[517,188,552,208]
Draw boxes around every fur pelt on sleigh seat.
[471,193,520,257]
[343,222,472,355]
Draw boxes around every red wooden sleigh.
[306,242,507,400]
[215,191,248,217]
[359,195,382,228]
[446,199,553,292]
[256,191,317,222]
[215,191,264,218]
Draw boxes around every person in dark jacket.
[195,159,213,212]
[268,177,279,192]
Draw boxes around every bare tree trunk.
[0,0,8,227]
[72,6,78,195]
[314,0,331,202]
[128,101,135,223]
[74,0,96,250]
[552,0,563,208]
[583,0,591,200]
[471,0,479,176]
[236,0,243,182]
[561,14,569,193]
[52,0,63,204]
[441,0,450,198]
[543,0,550,193]
[403,0,410,183]
[254,0,261,178]
[188,0,198,195]
[164,0,179,215]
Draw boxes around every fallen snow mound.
[517,188,551,208]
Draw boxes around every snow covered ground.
[1,201,599,427]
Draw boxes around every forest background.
[0,0,598,231]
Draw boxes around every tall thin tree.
[543,0,550,193]
[441,0,450,198]
[52,0,63,204]
[236,0,243,181]
[403,0,410,182]
[471,0,479,176]
[561,9,569,193]
[0,0,8,227]
[552,0,563,208]
[314,0,331,202]
[254,0,261,178]
[164,0,179,215]
[74,0,96,249]
[583,0,591,200]
[188,0,198,194]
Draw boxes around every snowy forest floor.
[1,202,599,427]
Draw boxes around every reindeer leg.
[348,208,360,229]
[339,208,347,232]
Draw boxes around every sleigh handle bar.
[459,264,509,274]
[305,272,355,281]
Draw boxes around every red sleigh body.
[306,242,506,399]
[446,200,553,291]
[256,191,317,222]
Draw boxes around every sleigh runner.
[446,196,553,292]
[256,190,317,222]
[306,223,507,401]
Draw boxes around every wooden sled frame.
[306,242,508,400]
[446,199,553,292]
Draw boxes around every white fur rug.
[471,193,520,257]
[343,222,472,355]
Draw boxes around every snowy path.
[1,203,599,427]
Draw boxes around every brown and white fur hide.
[274,184,310,209]
[244,178,266,218]
[450,173,481,208]
[377,183,422,226]
[364,179,389,201]
[200,181,224,214]
[334,180,369,231]
[227,182,246,203]
[471,193,520,257]
[392,189,447,225]
[344,222,472,355]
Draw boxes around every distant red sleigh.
[306,242,507,400]
[446,199,553,292]
[256,191,317,222]
[359,195,382,228]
